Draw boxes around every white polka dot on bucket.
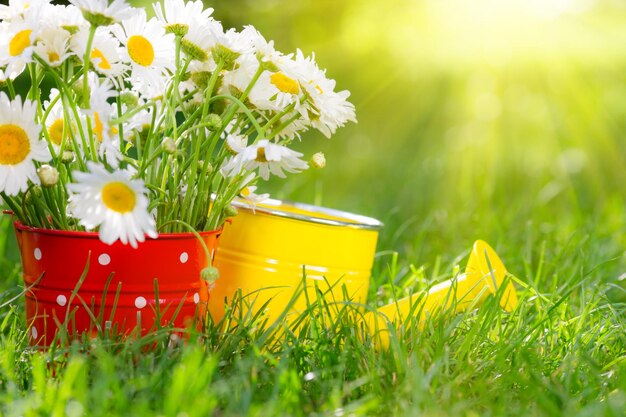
[98,253,111,266]
[193,293,200,304]
[180,252,189,263]
[34,248,42,260]
[135,296,147,309]
[56,294,67,306]
[31,326,38,339]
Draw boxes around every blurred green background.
[3,0,626,296]
[208,0,626,286]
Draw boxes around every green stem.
[267,112,301,140]
[0,193,25,223]
[157,219,212,262]
[109,101,154,125]
[4,77,16,99]
[209,94,265,137]
[116,97,125,154]
[81,25,97,108]
[264,102,296,133]
[181,62,225,227]
[138,147,167,175]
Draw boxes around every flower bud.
[82,11,116,27]
[310,152,326,169]
[201,266,219,283]
[37,165,59,187]
[211,44,240,70]
[196,160,214,174]
[258,56,279,73]
[223,205,238,218]
[181,39,208,62]
[62,25,80,35]
[190,71,210,90]
[25,185,43,204]
[206,114,222,132]
[162,137,177,154]
[120,91,139,107]
[166,23,189,37]
[61,151,75,163]
[72,81,90,109]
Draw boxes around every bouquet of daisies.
[0,0,355,248]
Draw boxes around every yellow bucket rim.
[230,198,384,231]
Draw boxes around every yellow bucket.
[210,198,518,347]
[210,198,383,323]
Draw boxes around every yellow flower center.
[91,48,111,70]
[255,147,268,163]
[270,73,300,95]
[48,52,60,63]
[48,119,64,146]
[127,35,155,67]
[0,124,31,165]
[240,187,251,197]
[9,29,32,57]
[101,182,136,213]
[93,112,104,143]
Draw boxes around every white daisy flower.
[152,0,214,36]
[0,0,51,21]
[211,27,254,68]
[292,50,357,138]
[81,74,122,166]
[222,139,308,180]
[180,16,222,63]
[234,173,268,212]
[86,72,117,112]
[112,9,174,90]
[251,68,303,112]
[71,26,127,79]
[224,132,248,155]
[120,101,157,143]
[184,59,218,94]
[32,26,72,67]
[69,0,136,27]
[78,108,123,168]
[0,92,51,196]
[43,89,70,152]
[270,113,310,141]
[67,161,157,248]
[240,25,286,67]
[220,54,267,104]
[240,185,269,209]
[238,52,305,113]
[131,71,170,101]
[0,10,41,79]
[42,4,87,33]
[221,59,299,116]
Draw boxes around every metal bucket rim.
[11,218,223,240]
[230,198,384,231]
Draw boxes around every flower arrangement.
[0,0,355,248]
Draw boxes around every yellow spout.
[366,240,518,347]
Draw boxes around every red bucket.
[12,220,221,346]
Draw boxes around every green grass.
[2,0,626,415]
[0,227,625,416]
